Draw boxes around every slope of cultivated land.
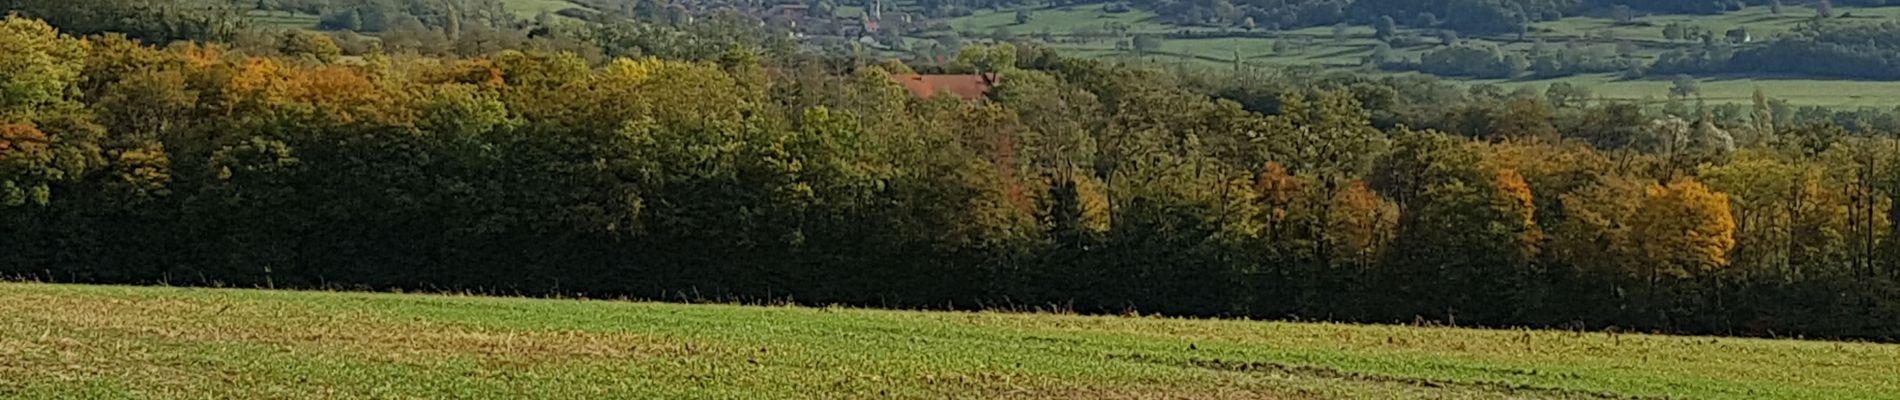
[1,283,1895,399]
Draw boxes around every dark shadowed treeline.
[2,16,1897,340]
[1117,0,1862,34]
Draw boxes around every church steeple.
[861,0,882,35]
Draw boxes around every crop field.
[1,283,1894,399]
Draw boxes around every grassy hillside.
[501,0,581,17]
[2,283,1894,399]
[247,10,323,30]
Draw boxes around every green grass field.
[3,283,1895,399]
[500,0,581,18]
[248,10,322,30]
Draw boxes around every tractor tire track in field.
[1109,353,1667,400]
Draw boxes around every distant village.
[758,0,906,49]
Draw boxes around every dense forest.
[3,1,1899,341]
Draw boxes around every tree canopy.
[3,13,1900,341]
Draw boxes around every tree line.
[1128,0,1823,35]
[1722,19,1900,79]
[2,15,1898,340]
[1389,13,1900,81]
